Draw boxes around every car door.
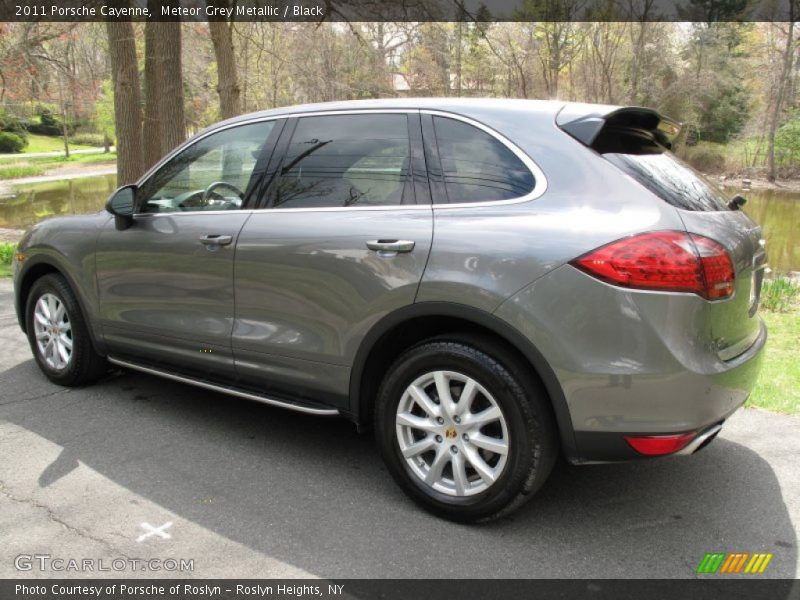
[232,111,432,408]
[96,119,283,378]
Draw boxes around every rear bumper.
[569,317,765,463]
[495,265,767,463]
[574,420,727,463]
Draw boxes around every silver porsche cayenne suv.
[13,99,767,521]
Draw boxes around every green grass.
[747,280,800,414]
[18,133,95,154]
[760,278,800,312]
[41,152,116,165]
[0,152,117,180]
[0,242,15,279]
[0,164,46,179]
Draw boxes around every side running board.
[108,357,339,416]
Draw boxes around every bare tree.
[767,3,797,182]
[207,0,241,119]
[627,0,658,104]
[106,20,143,185]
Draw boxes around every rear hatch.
[557,105,767,361]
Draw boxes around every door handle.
[366,239,415,253]
[199,234,233,246]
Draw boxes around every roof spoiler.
[556,104,682,150]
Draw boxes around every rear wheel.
[26,274,107,386]
[375,336,557,522]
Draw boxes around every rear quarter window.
[433,116,535,203]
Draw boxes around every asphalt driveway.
[0,279,798,579]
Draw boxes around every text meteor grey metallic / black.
[13,98,767,521]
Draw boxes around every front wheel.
[25,274,107,386]
[375,336,557,522]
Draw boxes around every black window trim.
[261,109,429,212]
[420,109,548,208]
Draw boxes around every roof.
[188,98,651,149]
[214,97,578,128]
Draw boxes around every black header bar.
[0,0,798,22]
[2,579,798,600]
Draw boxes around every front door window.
[137,120,276,213]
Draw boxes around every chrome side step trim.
[108,357,340,416]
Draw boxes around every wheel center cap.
[445,426,457,440]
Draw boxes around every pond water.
[0,175,118,231]
[726,187,800,275]
[1,174,798,273]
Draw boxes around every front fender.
[14,214,109,353]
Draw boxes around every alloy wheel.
[395,370,509,497]
[33,293,73,370]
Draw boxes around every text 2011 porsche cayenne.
[13,99,767,521]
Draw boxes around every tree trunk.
[155,21,186,154]
[144,0,185,169]
[57,74,70,159]
[209,17,241,119]
[143,18,161,170]
[455,20,462,97]
[767,16,796,183]
[106,20,143,186]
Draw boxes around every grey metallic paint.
[14,98,767,463]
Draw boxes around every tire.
[375,334,557,522]
[25,273,107,386]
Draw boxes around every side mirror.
[106,185,136,230]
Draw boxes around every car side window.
[137,120,275,213]
[433,116,535,203]
[273,114,413,208]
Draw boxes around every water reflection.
[0,175,117,230]
[0,174,797,273]
[726,186,800,275]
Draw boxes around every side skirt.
[108,356,340,417]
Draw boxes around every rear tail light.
[570,231,734,300]
[624,432,697,456]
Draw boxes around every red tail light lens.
[624,432,697,456]
[571,231,734,300]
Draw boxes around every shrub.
[682,144,726,173]
[761,278,800,313]
[69,133,108,147]
[26,109,72,136]
[0,112,27,136]
[0,132,28,153]
[775,114,800,165]
[0,242,16,265]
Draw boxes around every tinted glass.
[605,151,729,212]
[433,116,534,203]
[138,120,275,213]
[274,114,411,208]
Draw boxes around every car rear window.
[597,128,729,212]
